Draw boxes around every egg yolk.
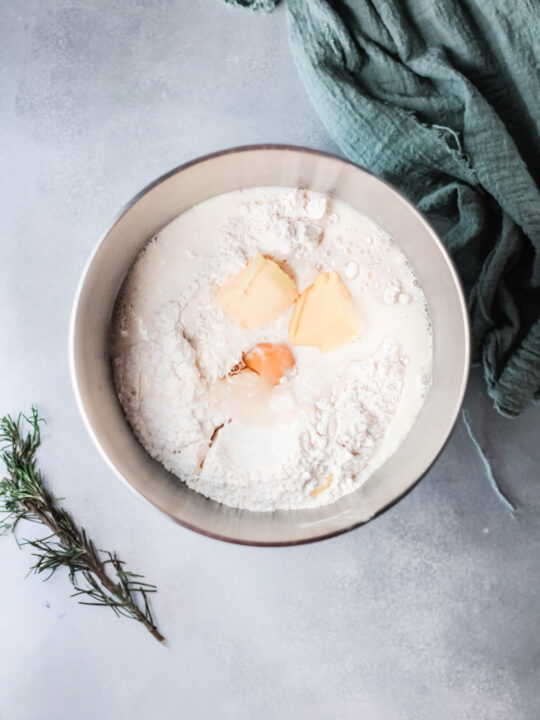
[311,474,333,498]
[244,343,295,385]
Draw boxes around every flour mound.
[111,187,432,511]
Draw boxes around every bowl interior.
[70,146,469,545]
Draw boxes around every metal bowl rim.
[69,143,471,546]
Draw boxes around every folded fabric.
[223,0,540,416]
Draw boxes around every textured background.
[1,2,539,718]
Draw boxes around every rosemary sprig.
[0,406,164,643]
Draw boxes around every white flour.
[111,188,432,511]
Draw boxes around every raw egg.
[244,343,295,385]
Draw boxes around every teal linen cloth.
[224,0,540,416]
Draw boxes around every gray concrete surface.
[1,1,539,718]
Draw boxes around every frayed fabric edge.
[221,0,279,11]
[461,409,516,517]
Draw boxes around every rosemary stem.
[22,498,164,642]
[1,407,165,643]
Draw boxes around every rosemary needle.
[0,406,165,643]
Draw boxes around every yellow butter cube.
[216,254,298,328]
[289,271,360,352]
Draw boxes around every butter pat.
[289,271,360,352]
[216,254,298,328]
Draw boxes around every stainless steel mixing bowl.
[69,145,470,545]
